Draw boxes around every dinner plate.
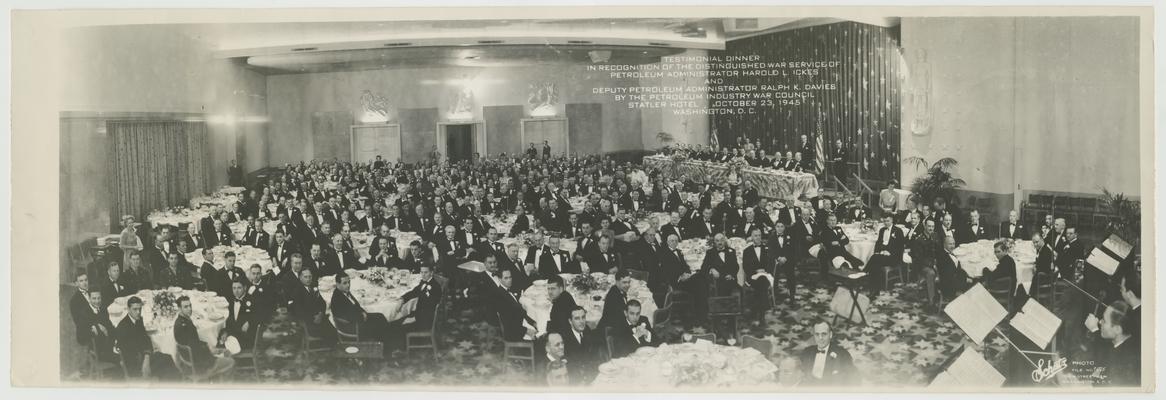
[345,346,359,354]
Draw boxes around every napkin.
[224,336,241,355]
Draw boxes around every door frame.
[435,120,487,161]
[349,123,402,163]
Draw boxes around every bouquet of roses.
[569,274,602,292]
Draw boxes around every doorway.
[435,121,487,162]
[445,124,473,162]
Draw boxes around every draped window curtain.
[107,121,211,225]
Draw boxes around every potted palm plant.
[901,156,965,205]
[1100,187,1141,245]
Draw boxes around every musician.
[1085,300,1140,387]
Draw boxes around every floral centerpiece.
[569,273,607,293]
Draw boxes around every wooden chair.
[496,313,535,373]
[603,327,616,362]
[628,269,650,283]
[406,299,443,358]
[985,277,1016,311]
[301,325,334,363]
[232,325,263,381]
[708,294,743,342]
[884,262,907,289]
[664,288,694,322]
[651,305,674,332]
[336,321,361,344]
[687,332,716,343]
[173,343,215,383]
[741,334,773,357]
[85,338,120,380]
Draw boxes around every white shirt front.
[812,348,828,378]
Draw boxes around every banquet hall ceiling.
[173,17,898,74]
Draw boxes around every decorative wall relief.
[527,82,559,117]
[908,49,932,136]
[359,89,392,123]
[448,85,475,120]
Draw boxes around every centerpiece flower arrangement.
[569,273,604,293]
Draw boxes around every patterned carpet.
[65,267,1015,388]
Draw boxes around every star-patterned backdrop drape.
[710,22,904,183]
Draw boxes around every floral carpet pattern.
[225,268,1012,388]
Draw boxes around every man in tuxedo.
[69,272,105,346]
[607,300,655,359]
[998,210,1026,239]
[223,280,257,350]
[539,235,579,276]
[536,333,575,386]
[1046,217,1067,253]
[817,215,864,278]
[798,321,859,386]
[956,210,988,245]
[326,234,361,273]
[937,214,957,241]
[701,234,740,296]
[174,296,234,376]
[157,252,197,290]
[684,208,718,239]
[99,262,133,306]
[331,274,391,345]
[546,275,577,335]
[494,269,537,342]
[767,222,797,304]
[399,264,444,333]
[500,243,536,292]
[575,221,598,260]
[240,217,270,249]
[585,235,621,274]
[979,241,1019,311]
[114,296,151,377]
[287,268,336,344]
[434,225,468,275]
[268,231,292,269]
[179,224,208,252]
[865,215,905,296]
[659,213,684,243]
[214,252,246,297]
[790,208,818,261]
[732,208,763,238]
[244,264,277,324]
[399,240,435,274]
[775,200,802,229]
[228,159,243,186]
[599,270,632,328]
[205,219,234,248]
[663,182,683,212]
[742,227,774,325]
[367,237,401,269]
[1058,227,1087,285]
[561,307,602,384]
[122,252,154,294]
[1084,301,1140,387]
[934,236,972,303]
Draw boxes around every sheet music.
[1085,250,1120,276]
[944,348,1006,387]
[929,371,959,387]
[1102,235,1133,259]
[1009,298,1062,350]
[943,284,1008,345]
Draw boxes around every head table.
[317,267,422,324]
[106,288,229,356]
[643,154,819,201]
[592,341,778,387]
[520,273,657,336]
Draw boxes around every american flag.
[710,125,720,148]
[814,110,825,173]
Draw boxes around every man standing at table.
[799,321,859,386]
[174,296,235,377]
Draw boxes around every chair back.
[495,312,510,339]
[708,294,742,317]
[652,305,671,327]
[741,334,773,357]
[427,298,444,335]
[628,269,650,283]
[336,321,360,344]
[689,332,716,343]
[174,343,197,379]
[603,327,615,362]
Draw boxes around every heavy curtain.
[108,120,211,224]
[710,21,904,182]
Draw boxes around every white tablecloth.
[954,240,1037,290]
[520,273,656,336]
[317,268,421,323]
[186,245,274,274]
[841,222,879,264]
[592,342,778,387]
[106,288,229,356]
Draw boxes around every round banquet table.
[592,341,778,387]
[106,288,229,356]
[841,222,879,264]
[520,273,657,336]
[186,245,274,274]
[953,239,1037,291]
[317,267,422,323]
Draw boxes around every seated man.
[979,241,1019,311]
[606,299,655,359]
[174,296,235,377]
[701,233,740,296]
[286,268,337,344]
[865,215,905,296]
[742,227,774,325]
[545,274,578,335]
[399,264,444,332]
[535,332,575,386]
[798,320,859,386]
[222,279,257,350]
[561,306,603,384]
[599,270,632,329]
[1084,300,1140,387]
[114,296,152,377]
[493,269,537,341]
[817,215,865,272]
[331,273,391,345]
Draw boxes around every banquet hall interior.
[56,14,1144,388]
